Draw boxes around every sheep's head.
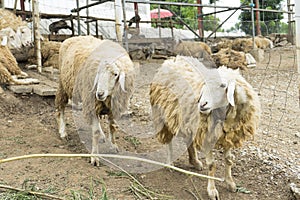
[198,78,235,114]
[93,62,125,101]
[0,27,22,49]
[16,26,32,47]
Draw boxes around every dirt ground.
[0,46,299,200]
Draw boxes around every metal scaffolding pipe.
[295,0,300,72]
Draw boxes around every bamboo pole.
[0,154,224,182]
[76,0,81,35]
[122,0,129,51]
[86,0,90,35]
[32,0,42,73]
[115,0,123,43]
[0,0,4,8]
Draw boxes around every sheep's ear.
[227,80,236,107]
[119,71,126,92]
[1,36,7,46]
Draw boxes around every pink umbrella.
[150,8,173,19]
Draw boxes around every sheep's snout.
[198,101,210,114]
[96,90,107,101]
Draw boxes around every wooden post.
[86,0,90,35]
[255,0,261,35]
[13,0,17,13]
[197,0,203,39]
[134,2,140,34]
[0,0,5,8]
[20,0,26,20]
[287,0,293,44]
[122,0,128,51]
[115,0,122,43]
[76,0,81,35]
[32,0,42,73]
[158,5,161,38]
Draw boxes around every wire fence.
[243,46,299,146]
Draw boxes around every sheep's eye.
[114,73,118,77]
[220,83,226,88]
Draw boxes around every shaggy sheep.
[254,36,274,49]
[232,37,273,53]
[0,8,32,49]
[214,38,233,52]
[55,36,137,166]
[150,55,261,199]
[232,38,254,53]
[28,39,61,69]
[0,36,38,85]
[212,48,248,70]
[173,40,216,68]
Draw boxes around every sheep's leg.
[206,151,219,200]
[224,148,237,192]
[55,83,69,139]
[57,108,67,139]
[108,115,119,152]
[167,140,173,165]
[90,117,104,166]
[97,116,106,143]
[187,142,203,170]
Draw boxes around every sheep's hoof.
[109,144,119,153]
[90,157,100,167]
[208,188,220,200]
[226,180,237,192]
[99,138,106,144]
[190,159,203,171]
[60,134,69,141]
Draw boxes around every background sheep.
[212,48,247,70]
[232,38,254,53]
[173,40,217,68]
[0,36,38,85]
[28,39,61,69]
[55,35,137,166]
[254,36,274,49]
[0,8,32,49]
[150,56,261,199]
[214,38,233,53]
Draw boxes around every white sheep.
[150,55,261,199]
[55,36,137,166]
[0,35,38,85]
[0,8,32,49]
[0,27,22,50]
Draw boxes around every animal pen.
[0,0,300,199]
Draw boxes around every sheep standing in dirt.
[150,56,261,199]
[0,36,37,85]
[254,36,273,49]
[174,40,216,68]
[55,36,137,166]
